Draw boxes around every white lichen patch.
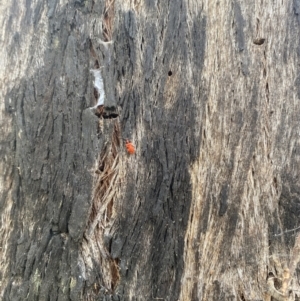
[90,69,105,107]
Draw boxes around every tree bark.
[1,0,300,301]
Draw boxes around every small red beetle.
[125,140,135,154]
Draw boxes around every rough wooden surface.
[1,0,300,300]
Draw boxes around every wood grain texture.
[0,0,300,301]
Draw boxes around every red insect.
[125,140,135,155]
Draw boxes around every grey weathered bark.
[1,0,300,300]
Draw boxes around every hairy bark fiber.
[1,0,300,301]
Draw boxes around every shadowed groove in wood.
[102,0,115,42]
[82,120,121,299]
[87,121,120,238]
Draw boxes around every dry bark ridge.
[1,0,300,301]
